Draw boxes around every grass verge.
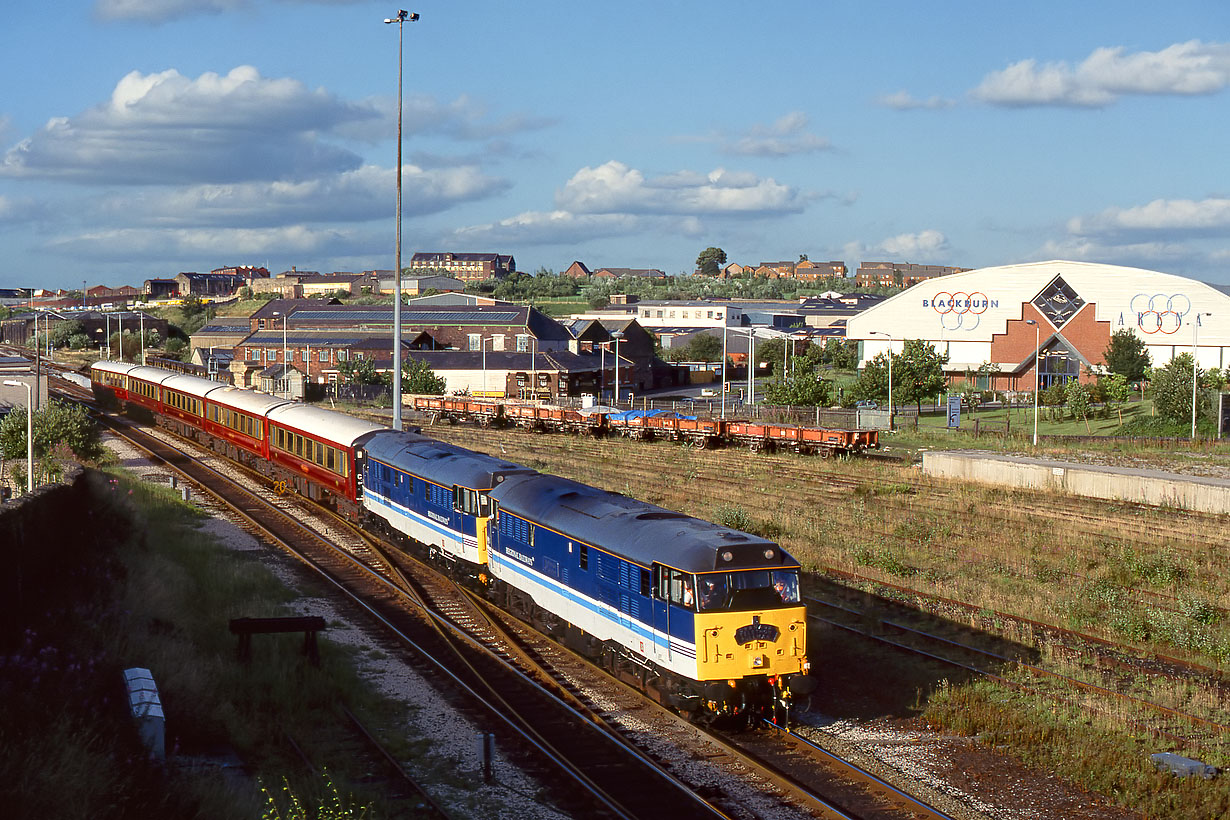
[1,468,425,819]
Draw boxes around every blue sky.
[2,1,1229,291]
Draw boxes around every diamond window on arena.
[1031,275,1085,328]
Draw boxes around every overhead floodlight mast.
[384,9,419,431]
[1192,312,1213,439]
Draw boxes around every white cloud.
[95,0,371,25]
[841,230,950,263]
[972,40,1230,107]
[877,91,955,110]
[2,66,376,184]
[95,0,248,24]
[45,223,374,261]
[91,164,507,227]
[1035,236,1197,269]
[555,161,806,216]
[879,229,949,256]
[725,112,833,157]
[0,66,538,187]
[1068,198,1230,238]
[449,211,644,246]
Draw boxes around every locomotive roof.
[491,473,791,573]
[266,403,386,447]
[363,430,535,490]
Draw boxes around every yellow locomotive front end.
[688,568,816,723]
[694,604,808,681]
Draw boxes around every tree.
[853,353,891,406]
[762,371,832,407]
[686,333,723,362]
[400,358,446,395]
[696,247,727,277]
[1101,372,1130,424]
[894,340,950,411]
[820,338,858,370]
[1,400,102,480]
[1151,353,1207,425]
[1103,328,1151,381]
[339,357,381,385]
[1066,381,1093,432]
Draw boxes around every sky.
[2,1,1229,292]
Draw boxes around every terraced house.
[409,252,516,282]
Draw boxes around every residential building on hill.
[854,261,970,288]
[409,252,515,282]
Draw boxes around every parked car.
[855,400,878,409]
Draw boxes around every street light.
[272,311,288,397]
[384,9,420,431]
[612,331,624,407]
[480,336,494,397]
[721,323,728,418]
[1192,312,1212,439]
[1025,320,1039,446]
[869,331,893,430]
[3,380,33,494]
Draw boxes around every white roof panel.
[267,403,385,447]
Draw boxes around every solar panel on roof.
[288,309,521,323]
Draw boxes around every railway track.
[85,399,967,820]
[98,415,735,819]
[428,422,1230,654]
[808,591,1230,752]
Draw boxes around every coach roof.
[267,403,385,447]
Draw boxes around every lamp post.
[1025,320,1039,446]
[747,330,756,406]
[721,324,728,418]
[3,380,33,494]
[612,331,624,407]
[1192,312,1212,439]
[272,311,288,397]
[384,9,419,431]
[480,336,493,397]
[870,331,893,429]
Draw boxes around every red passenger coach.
[90,361,142,406]
[265,404,384,505]
[203,386,291,461]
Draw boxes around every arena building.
[846,260,1230,391]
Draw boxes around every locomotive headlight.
[721,550,733,562]
[763,548,775,559]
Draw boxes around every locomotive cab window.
[695,569,801,611]
[453,486,479,515]
[662,569,694,610]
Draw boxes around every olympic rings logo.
[932,291,989,331]
[1130,292,1191,335]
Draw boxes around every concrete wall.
[922,450,1230,513]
